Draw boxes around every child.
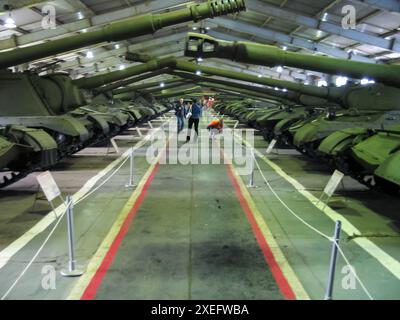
[207,118,224,139]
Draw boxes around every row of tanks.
[184,33,400,194]
[0,0,247,187]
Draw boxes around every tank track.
[0,170,32,189]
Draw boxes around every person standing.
[186,99,202,142]
[175,98,185,133]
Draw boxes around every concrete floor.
[0,113,399,300]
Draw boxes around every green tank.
[0,126,58,187]
[73,57,179,123]
[0,71,92,156]
[0,0,246,187]
[184,33,400,193]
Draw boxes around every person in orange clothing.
[207,118,224,139]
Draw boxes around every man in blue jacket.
[174,98,185,133]
[186,99,202,142]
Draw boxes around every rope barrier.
[1,200,72,300]
[251,150,373,300]
[0,118,172,300]
[219,113,374,300]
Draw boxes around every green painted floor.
[0,114,399,300]
[94,161,283,300]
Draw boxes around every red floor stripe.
[80,162,160,300]
[225,164,296,300]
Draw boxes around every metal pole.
[126,148,136,188]
[247,149,256,188]
[61,196,84,277]
[324,220,342,300]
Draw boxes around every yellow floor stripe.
[67,139,169,300]
[239,134,400,280]
[0,122,167,271]
[228,163,310,300]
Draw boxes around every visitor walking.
[186,100,202,142]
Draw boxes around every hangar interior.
[0,0,399,300]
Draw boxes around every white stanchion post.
[148,121,153,129]
[136,127,143,137]
[247,149,256,188]
[125,147,136,188]
[324,220,342,300]
[61,196,84,277]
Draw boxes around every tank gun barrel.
[154,86,202,99]
[185,33,400,88]
[115,81,186,100]
[95,69,170,94]
[173,59,339,104]
[0,1,246,69]
[113,77,183,95]
[169,71,292,105]
[197,81,282,104]
[73,57,176,89]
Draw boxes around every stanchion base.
[125,182,137,188]
[247,185,259,189]
[61,267,84,277]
